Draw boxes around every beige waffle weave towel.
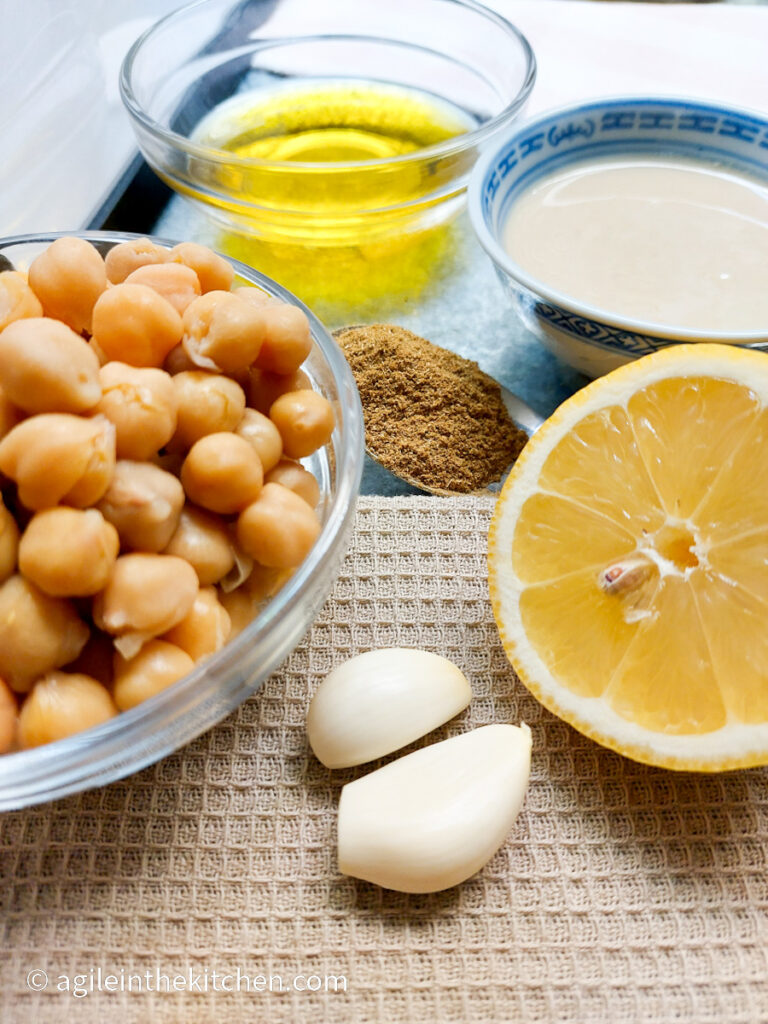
[1,496,767,1024]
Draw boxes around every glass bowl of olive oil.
[120,0,535,312]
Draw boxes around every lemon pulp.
[489,346,768,769]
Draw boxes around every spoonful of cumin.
[334,324,543,497]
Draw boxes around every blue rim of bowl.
[0,230,364,808]
[468,95,768,345]
[119,0,536,172]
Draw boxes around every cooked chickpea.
[248,367,312,414]
[236,408,282,473]
[97,460,184,552]
[0,499,19,584]
[125,262,201,315]
[162,504,235,585]
[171,371,245,449]
[181,432,263,514]
[19,508,119,597]
[218,564,291,638]
[64,629,115,688]
[269,389,335,459]
[91,283,182,367]
[93,553,198,638]
[0,384,21,441]
[94,362,177,460]
[162,587,230,661]
[27,236,107,334]
[232,285,276,307]
[0,678,17,754]
[236,482,320,569]
[246,562,293,603]
[265,459,320,508]
[0,317,101,414]
[0,270,43,331]
[104,238,168,284]
[164,343,197,375]
[168,242,234,293]
[181,291,264,373]
[112,639,195,711]
[254,303,312,374]
[217,586,256,639]
[18,672,116,747]
[0,413,115,510]
[0,575,89,692]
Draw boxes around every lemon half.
[489,344,768,771]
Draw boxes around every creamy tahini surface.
[502,157,768,333]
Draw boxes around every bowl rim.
[119,0,536,172]
[0,229,364,808]
[468,94,768,344]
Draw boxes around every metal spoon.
[333,326,544,497]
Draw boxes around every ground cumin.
[336,324,527,493]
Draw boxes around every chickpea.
[217,586,256,639]
[0,317,101,414]
[163,587,230,661]
[248,367,311,414]
[91,283,183,367]
[18,672,116,748]
[168,242,234,293]
[0,499,19,584]
[27,236,107,334]
[254,303,312,374]
[171,371,245,449]
[0,413,115,510]
[19,508,119,597]
[236,482,320,569]
[94,362,177,460]
[112,639,195,711]
[269,389,335,459]
[93,553,198,638]
[0,575,89,692]
[181,432,263,514]
[181,291,264,373]
[0,270,43,331]
[0,677,17,754]
[235,408,282,473]
[104,238,168,285]
[265,459,320,508]
[97,460,184,552]
[64,629,115,688]
[163,504,235,585]
[246,562,293,603]
[0,384,21,441]
[164,343,198,375]
[125,262,201,315]
[232,285,277,307]
[218,564,291,638]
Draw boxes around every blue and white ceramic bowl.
[468,97,768,377]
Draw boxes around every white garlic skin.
[337,723,532,893]
[307,647,472,769]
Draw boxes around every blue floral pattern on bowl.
[469,97,768,377]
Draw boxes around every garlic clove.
[307,647,472,768]
[337,723,532,893]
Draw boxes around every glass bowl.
[0,230,364,810]
[119,0,536,310]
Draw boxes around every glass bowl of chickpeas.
[0,231,363,809]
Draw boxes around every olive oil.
[197,79,474,166]
[188,80,478,312]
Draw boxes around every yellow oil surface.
[187,80,477,310]
[198,79,473,166]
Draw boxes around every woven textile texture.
[1,496,767,1024]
